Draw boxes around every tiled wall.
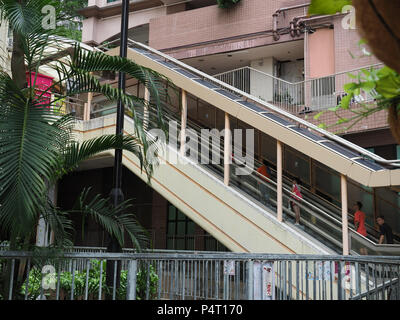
[149,0,308,51]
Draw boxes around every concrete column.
[180,90,187,157]
[277,140,283,222]
[341,174,349,255]
[144,87,150,131]
[84,73,94,121]
[224,113,231,186]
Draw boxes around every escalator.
[76,39,400,255]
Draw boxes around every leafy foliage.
[314,65,400,132]
[0,0,171,260]
[20,260,159,300]
[308,0,352,15]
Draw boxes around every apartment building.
[71,0,399,253]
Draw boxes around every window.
[167,204,195,250]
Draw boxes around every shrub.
[20,260,159,300]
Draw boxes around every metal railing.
[214,64,384,114]
[0,251,399,300]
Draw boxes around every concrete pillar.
[84,89,93,121]
[180,90,187,156]
[277,140,283,222]
[341,174,349,255]
[224,113,231,186]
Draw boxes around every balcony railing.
[214,63,384,115]
[0,251,399,300]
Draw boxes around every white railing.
[214,63,384,115]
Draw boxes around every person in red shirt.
[257,160,272,207]
[353,201,368,255]
[353,201,367,237]
[291,178,303,225]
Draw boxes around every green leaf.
[359,81,376,92]
[309,0,352,15]
[340,94,353,109]
[314,111,324,120]
[337,118,349,124]
[344,82,359,92]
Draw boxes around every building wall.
[82,6,167,44]
[0,17,11,74]
[149,0,307,51]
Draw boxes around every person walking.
[291,178,302,225]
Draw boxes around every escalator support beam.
[180,89,187,157]
[341,174,349,255]
[224,112,231,186]
[277,140,283,222]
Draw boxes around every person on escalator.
[353,201,368,255]
[257,159,272,208]
[377,215,394,244]
[353,202,367,237]
[290,178,302,226]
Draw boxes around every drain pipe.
[273,2,311,41]
[295,13,345,36]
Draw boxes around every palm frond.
[71,189,150,250]
[0,72,65,236]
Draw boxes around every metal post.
[180,89,187,157]
[107,0,130,298]
[126,260,138,300]
[341,174,349,255]
[224,112,231,186]
[277,140,283,222]
[247,260,254,300]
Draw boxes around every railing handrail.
[120,39,400,166]
[1,250,400,264]
[213,63,385,86]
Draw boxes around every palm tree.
[0,0,168,298]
